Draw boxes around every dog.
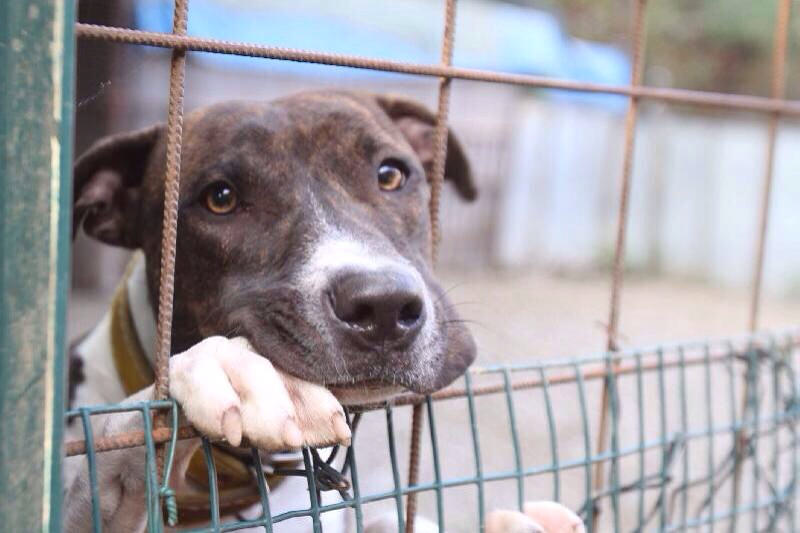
[65,91,584,532]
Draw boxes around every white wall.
[493,100,800,295]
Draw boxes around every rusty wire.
[64,338,797,458]
[406,2,458,530]
[427,0,457,259]
[749,0,792,333]
[404,405,426,533]
[591,1,648,529]
[154,0,187,402]
[74,22,800,116]
[152,0,188,481]
[734,0,793,520]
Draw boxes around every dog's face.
[73,91,477,398]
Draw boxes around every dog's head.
[73,91,477,400]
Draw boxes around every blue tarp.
[135,0,629,108]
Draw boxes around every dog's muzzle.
[325,267,426,350]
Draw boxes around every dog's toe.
[279,371,352,447]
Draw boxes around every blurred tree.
[504,0,798,98]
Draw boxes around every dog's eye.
[377,161,407,192]
[203,181,238,215]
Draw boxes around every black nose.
[328,268,426,346]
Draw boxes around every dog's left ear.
[72,125,163,247]
[374,94,477,201]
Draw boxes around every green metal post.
[0,0,75,531]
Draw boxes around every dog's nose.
[328,268,426,346]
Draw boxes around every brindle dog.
[66,91,583,532]
[73,91,476,393]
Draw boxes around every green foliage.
[505,0,798,98]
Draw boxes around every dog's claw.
[331,412,351,445]
[221,406,242,447]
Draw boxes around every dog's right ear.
[72,125,162,248]
[373,94,478,202]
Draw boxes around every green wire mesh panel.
[66,330,800,532]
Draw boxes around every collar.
[109,252,295,523]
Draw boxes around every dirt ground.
[67,270,800,531]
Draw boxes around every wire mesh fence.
[66,331,800,531]
[57,0,800,531]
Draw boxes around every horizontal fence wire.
[72,23,800,117]
[63,331,800,457]
[65,331,800,531]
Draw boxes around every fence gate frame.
[0,0,75,531]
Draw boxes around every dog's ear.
[374,94,477,201]
[72,125,162,247]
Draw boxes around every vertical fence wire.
[735,0,792,521]
[724,342,740,532]
[138,5,189,522]
[574,363,595,528]
[592,1,648,529]
[249,448,274,533]
[704,345,717,530]
[406,1,458,531]
[154,0,188,402]
[405,402,425,533]
[302,448,323,533]
[79,409,102,533]
[386,406,406,532]
[202,438,221,531]
[788,333,798,532]
[428,0,457,259]
[464,372,486,531]
[770,339,782,528]
[153,0,189,491]
[656,349,668,529]
[425,398,445,531]
[539,367,561,502]
[346,413,365,533]
[501,369,525,511]
[748,0,791,333]
[635,352,647,526]
[677,347,689,529]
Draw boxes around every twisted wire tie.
[159,486,178,527]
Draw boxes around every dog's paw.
[169,336,351,450]
[486,502,585,533]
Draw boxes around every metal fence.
[64,331,800,532]
[2,0,798,531]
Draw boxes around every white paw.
[486,502,585,533]
[523,501,585,533]
[169,336,351,450]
